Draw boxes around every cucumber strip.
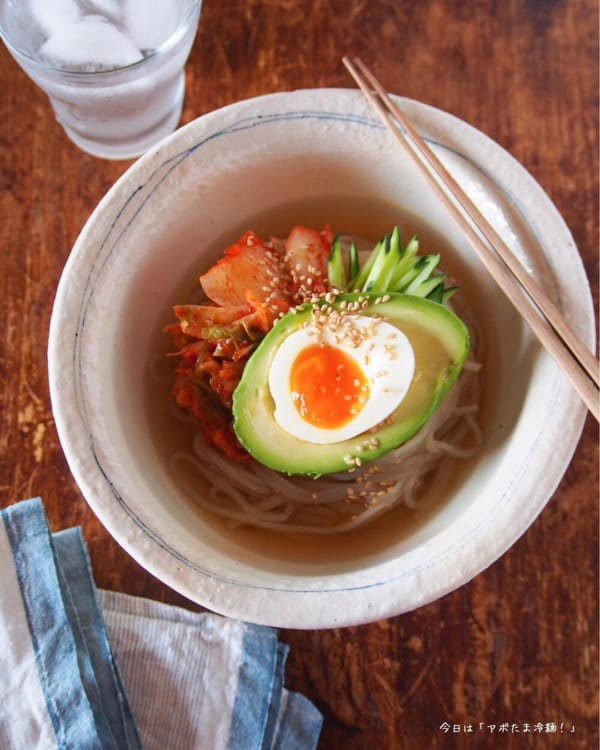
[389,234,420,287]
[361,241,389,291]
[327,234,346,290]
[362,226,404,293]
[425,279,445,303]
[409,274,446,299]
[348,240,360,284]
[442,286,459,303]
[351,238,383,290]
[404,254,441,294]
[391,265,421,291]
[402,234,420,261]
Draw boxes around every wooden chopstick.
[346,57,599,387]
[343,56,599,422]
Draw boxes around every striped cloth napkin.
[0,498,322,750]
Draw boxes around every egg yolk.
[289,344,370,428]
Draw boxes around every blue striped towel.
[0,498,322,749]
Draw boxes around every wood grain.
[1,0,597,747]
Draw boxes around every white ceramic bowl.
[48,89,594,628]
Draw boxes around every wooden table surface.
[1,1,598,747]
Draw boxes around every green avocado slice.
[232,293,470,477]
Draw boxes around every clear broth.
[145,195,490,569]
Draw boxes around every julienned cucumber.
[327,226,457,304]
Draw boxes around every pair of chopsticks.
[343,56,599,422]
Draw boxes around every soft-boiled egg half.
[268,314,415,444]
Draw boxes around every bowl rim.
[48,88,595,628]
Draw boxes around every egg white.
[268,314,416,444]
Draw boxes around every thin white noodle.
[168,353,481,534]
[172,453,296,524]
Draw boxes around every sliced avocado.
[231,293,470,477]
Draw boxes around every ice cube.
[123,0,183,52]
[38,17,143,71]
[78,0,123,25]
[29,0,81,38]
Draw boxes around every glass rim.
[0,0,202,79]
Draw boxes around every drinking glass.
[0,0,202,159]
